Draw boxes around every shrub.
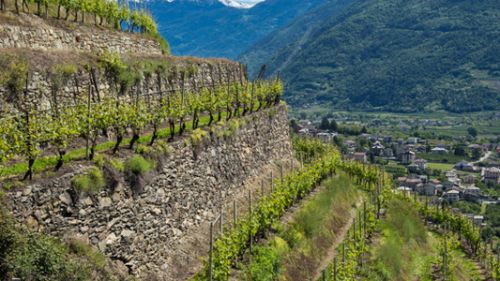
[124,155,154,176]
[92,154,106,168]
[134,144,151,155]
[71,167,106,193]
[152,140,174,155]
[190,128,208,146]
[108,158,125,173]
[245,237,289,281]
[67,239,106,270]
[4,233,91,281]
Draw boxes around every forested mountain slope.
[240,0,500,113]
[149,0,328,58]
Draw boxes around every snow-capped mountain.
[219,0,265,9]
[164,0,264,9]
[151,0,329,58]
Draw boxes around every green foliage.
[292,135,329,163]
[92,154,106,168]
[248,0,500,113]
[0,207,116,280]
[71,167,106,193]
[0,0,166,44]
[190,128,208,146]
[481,204,500,241]
[151,140,174,155]
[124,155,154,176]
[108,157,125,173]
[0,54,283,177]
[467,127,478,138]
[245,237,288,281]
[0,55,28,99]
[67,239,106,270]
[193,149,342,280]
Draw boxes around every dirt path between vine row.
[311,198,364,281]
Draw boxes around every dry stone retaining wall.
[6,104,292,279]
[0,14,162,55]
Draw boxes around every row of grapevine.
[0,55,283,180]
[319,202,377,281]
[193,147,341,281]
[416,197,499,280]
[316,161,391,281]
[0,0,158,35]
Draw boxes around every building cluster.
[397,168,499,204]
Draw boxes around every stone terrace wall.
[6,104,292,278]
[0,14,162,55]
[0,57,242,113]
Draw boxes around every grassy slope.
[240,173,359,281]
[0,206,128,281]
[359,198,484,281]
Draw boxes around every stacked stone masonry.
[6,104,293,278]
[0,14,162,55]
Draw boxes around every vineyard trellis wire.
[0,59,284,179]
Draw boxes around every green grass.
[427,162,455,171]
[0,206,116,280]
[124,155,154,175]
[243,173,359,281]
[360,198,434,281]
[71,167,106,194]
[417,153,468,164]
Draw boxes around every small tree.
[467,127,478,138]
[330,119,338,131]
[319,117,330,130]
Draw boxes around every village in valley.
[292,110,500,240]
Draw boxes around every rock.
[59,192,73,205]
[98,240,107,252]
[151,208,162,216]
[34,209,47,221]
[112,192,121,202]
[105,233,119,245]
[80,226,89,233]
[171,228,182,237]
[80,197,93,206]
[156,188,165,198]
[22,186,32,196]
[26,216,39,230]
[99,197,112,208]
[121,229,135,239]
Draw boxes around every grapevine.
[0,56,284,177]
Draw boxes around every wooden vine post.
[249,190,252,253]
[280,162,284,186]
[270,171,274,192]
[363,202,367,237]
[85,84,92,160]
[233,200,237,227]
[333,257,337,281]
[209,221,214,281]
[261,179,265,196]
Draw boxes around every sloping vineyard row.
[0,0,158,36]
[0,54,283,179]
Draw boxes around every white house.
[431,147,449,154]
[444,190,460,202]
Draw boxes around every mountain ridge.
[149,0,328,58]
[240,0,500,113]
